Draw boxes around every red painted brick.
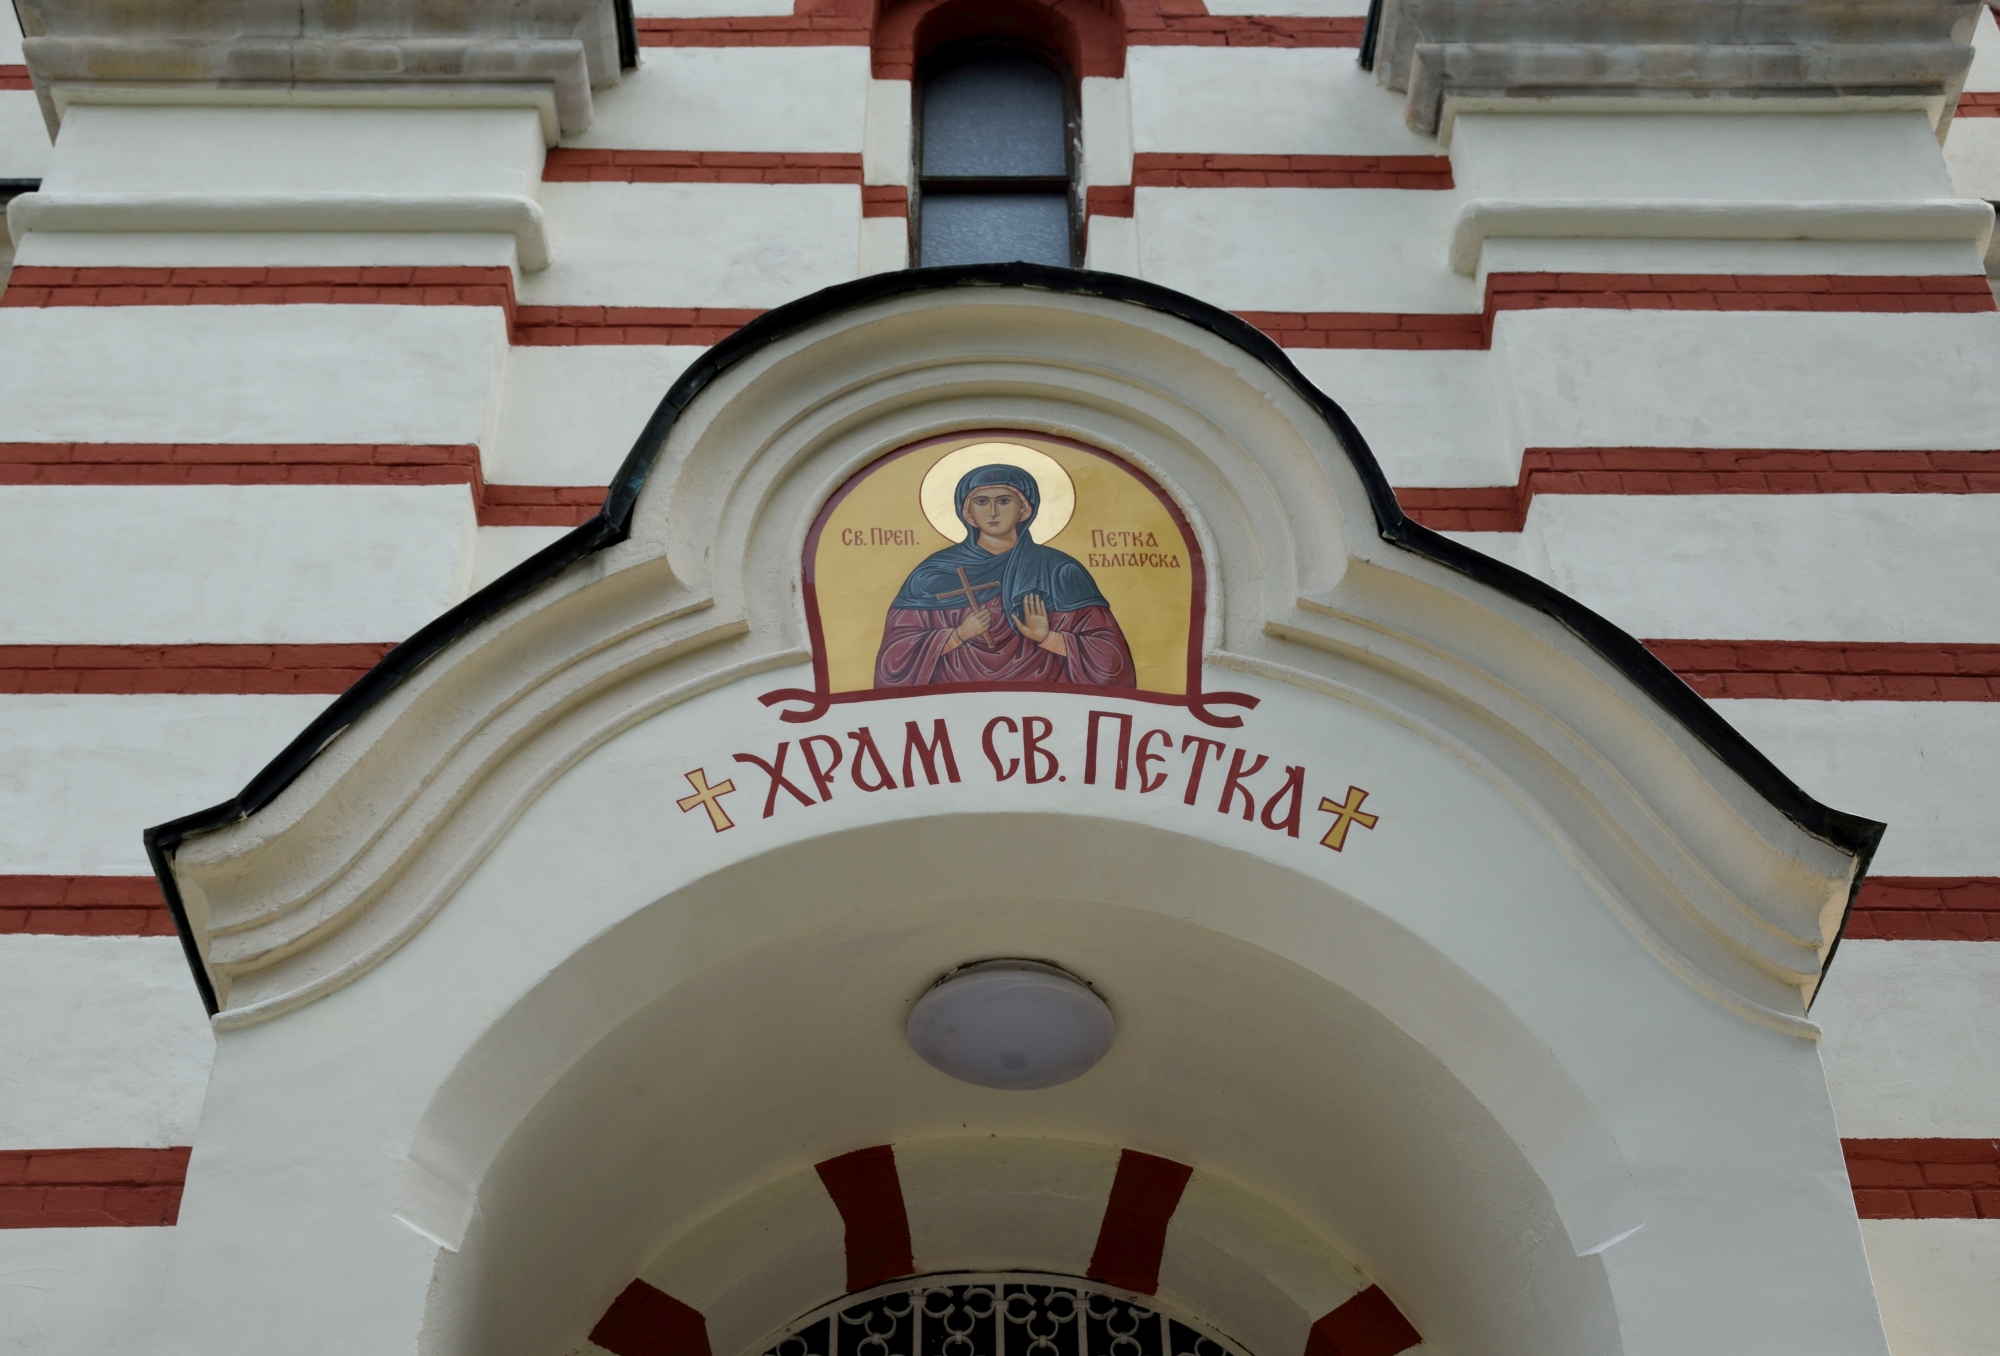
[1,266,519,313]
[0,1149,191,1228]
[1131,152,1452,189]
[1844,1140,2000,1216]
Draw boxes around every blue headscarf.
[889,464,1109,615]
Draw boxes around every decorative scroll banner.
[761,430,1257,727]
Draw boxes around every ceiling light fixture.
[906,959,1115,1090]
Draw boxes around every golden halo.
[919,442,1076,544]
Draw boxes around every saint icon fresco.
[874,462,1137,689]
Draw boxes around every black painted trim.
[613,0,639,70]
[1359,0,1383,71]
[145,262,1882,1015]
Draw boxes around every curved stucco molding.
[6,190,553,270]
[146,267,1881,1035]
[1448,196,1997,273]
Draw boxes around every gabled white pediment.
[153,266,1877,1036]
[139,266,1895,1356]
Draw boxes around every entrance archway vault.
[143,268,1890,1356]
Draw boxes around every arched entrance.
[141,271,1886,1356]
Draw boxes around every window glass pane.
[919,194,1070,267]
[921,56,1066,178]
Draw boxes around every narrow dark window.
[915,45,1077,267]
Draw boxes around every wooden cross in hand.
[935,567,1004,650]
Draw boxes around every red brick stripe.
[589,1280,714,1356]
[0,644,396,696]
[0,441,482,487]
[0,264,764,347]
[1131,10,1366,47]
[1395,447,2000,531]
[481,484,605,526]
[0,265,518,314]
[513,306,763,346]
[543,149,864,184]
[1304,1285,1422,1356]
[1133,153,1453,190]
[0,1148,191,1228]
[1238,311,1487,350]
[1958,91,2000,117]
[1087,185,1135,218]
[1485,272,1996,336]
[864,185,909,218]
[636,11,872,47]
[0,442,601,524]
[1241,274,1992,353]
[0,876,175,936]
[1847,877,2000,941]
[1643,641,2000,702]
[1087,1149,1193,1295]
[1845,1139,2000,1219]
[0,65,29,91]
[815,1144,915,1292]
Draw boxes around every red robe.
[874,597,1137,688]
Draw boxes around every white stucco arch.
[142,268,1890,1356]
[400,815,1636,1356]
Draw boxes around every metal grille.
[759,1274,1249,1356]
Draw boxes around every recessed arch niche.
[411,817,1622,1356]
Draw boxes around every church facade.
[0,1,1996,1353]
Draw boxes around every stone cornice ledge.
[13,0,627,138]
[6,190,553,270]
[1449,196,1996,272]
[1373,0,1982,136]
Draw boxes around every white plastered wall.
[38,105,545,202]
[0,936,212,1148]
[491,345,702,486]
[0,694,335,873]
[0,1228,178,1356]
[1944,6,2000,199]
[1493,311,2000,452]
[522,182,860,306]
[1529,495,2000,641]
[897,1137,1119,1279]
[638,1165,848,1356]
[0,485,475,643]
[0,305,508,445]
[1137,188,1474,311]
[1290,349,1515,487]
[1815,941,2000,1137]
[568,48,869,151]
[1857,1220,2000,1356]
[1158,1168,1366,1356]
[1450,112,1958,203]
[1718,701,2000,876]
[0,91,49,182]
[1128,48,1433,156]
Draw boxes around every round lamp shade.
[906,960,1115,1090]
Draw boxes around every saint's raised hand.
[1012,593,1052,643]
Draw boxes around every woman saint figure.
[873,464,1137,689]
